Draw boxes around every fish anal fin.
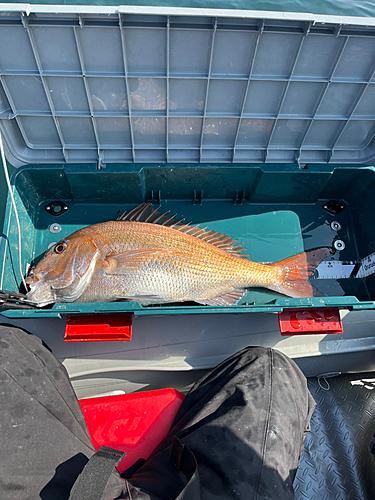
[196,288,246,306]
[105,248,172,274]
[269,247,334,298]
[116,203,250,259]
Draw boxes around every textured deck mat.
[294,373,375,500]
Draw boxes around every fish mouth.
[26,249,101,306]
[26,281,56,307]
[25,247,81,307]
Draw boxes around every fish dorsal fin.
[117,202,186,227]
[117,203,250,259]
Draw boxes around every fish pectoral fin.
[105,248,173,274]
[196,288,246,306]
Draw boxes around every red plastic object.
[64,314,132,342]
[79,389,185,473]
[279,308,343,336]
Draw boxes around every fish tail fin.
[270,247,334,298]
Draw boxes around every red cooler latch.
[64,314,133,342]
[278,308,343,336]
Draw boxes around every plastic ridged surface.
[294,373,375,500]
[0,9,374,165]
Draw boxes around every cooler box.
[1,4,375,394]
[79,388,185,473]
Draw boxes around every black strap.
[69,446,126,500]
[170,437,201,500]
[69,439,200,500]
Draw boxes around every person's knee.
[238,345,271,360]
[0,323,34,339]
[228,345,272,370]
[0,324,45,355]
[236,346,302,379]
[240,346,298,368]
[270,348,310,401]
[271,347,304,375]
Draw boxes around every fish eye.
[54,242,67,254]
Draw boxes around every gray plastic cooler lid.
[0,4,374,166]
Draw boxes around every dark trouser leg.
[0,325,94,500]
[127,347,315,500]
[0,324,314,500]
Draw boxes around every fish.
[26,203,333,307]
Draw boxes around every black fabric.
[0,324,95,500]
[0,325,315,500]
[125,346,315,500]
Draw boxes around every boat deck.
[295,372,375,499]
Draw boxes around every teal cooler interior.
[1,6,375,318]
